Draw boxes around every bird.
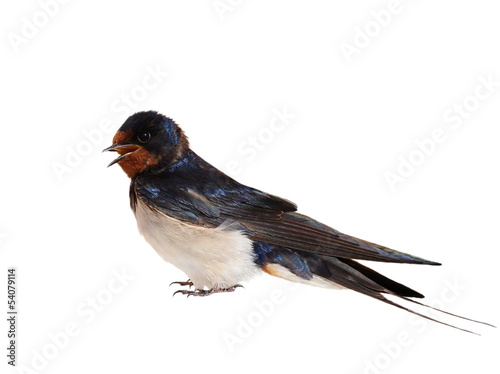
[104,110,492,333]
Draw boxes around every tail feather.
[318,256,494,334]
[337,258,424,298]
[255,242,494,333]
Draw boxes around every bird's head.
[104,111,189,178]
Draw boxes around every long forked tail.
[256,242,494,333]
[317,256,495,334]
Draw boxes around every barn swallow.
[104,111,493,332]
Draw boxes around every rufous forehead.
[112,128,134,144]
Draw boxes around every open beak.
[103,143,142,167]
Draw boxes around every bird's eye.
[137,132,151,143]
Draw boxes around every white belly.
[134,199,260,290]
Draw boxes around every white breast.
[134,199,260,290]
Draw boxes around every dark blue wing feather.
[132,150,438,265]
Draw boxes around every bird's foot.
[173,284,243,297]
[169,279,194,288]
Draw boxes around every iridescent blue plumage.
[253,242,313,280]
[105,111,494,332]
[132,149,438,265]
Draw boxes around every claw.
[169,279,194,288]
[173,289,191,297]
[172,289,213,297]
[171,285,244,297]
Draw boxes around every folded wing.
[133,157,439,266]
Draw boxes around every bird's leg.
[173,284,244,297]
[169,279,194,288]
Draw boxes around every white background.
[1,1,499,373]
